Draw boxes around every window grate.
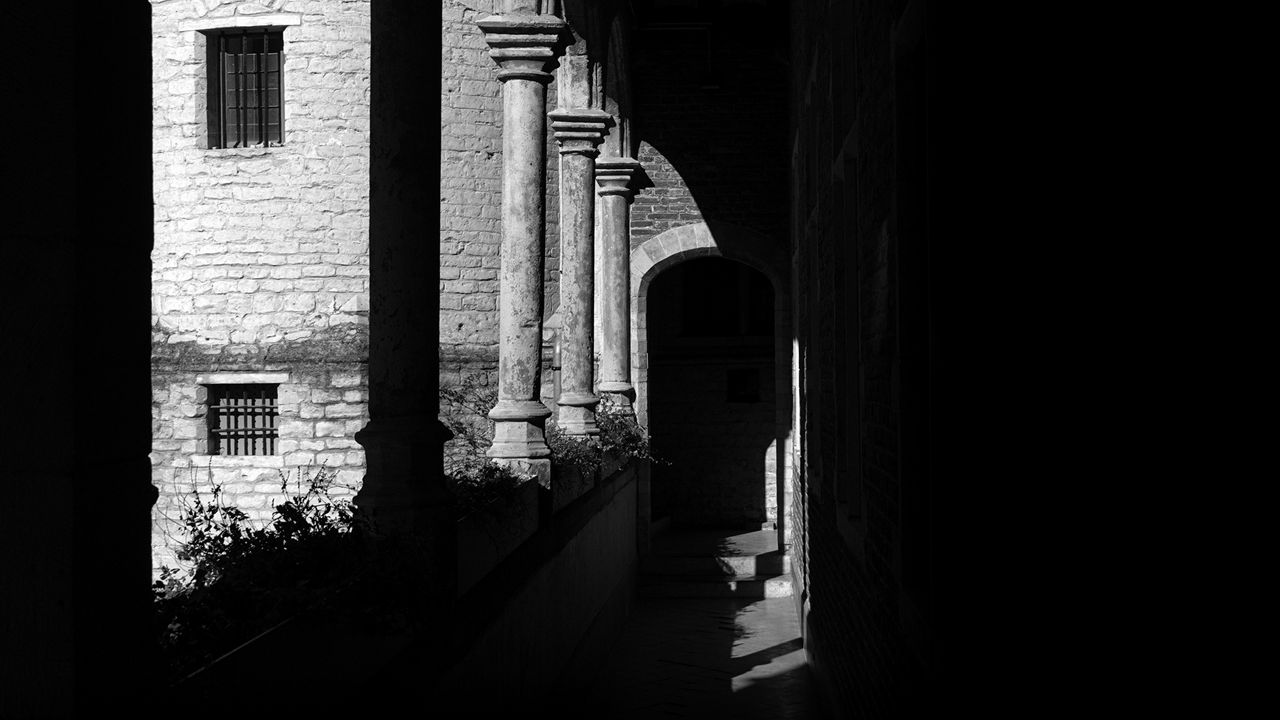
[207,29,283,149]
[207,384,279,456]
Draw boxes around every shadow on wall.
[629,0,790,254]
[647,257,776,529]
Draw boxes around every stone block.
[324,402,363,418]
[336,469,364,487]
[331,372,362,388]
[315,421,345,437]
[277,417,312,436]
[285,451,316,467]
[316,451,346,467]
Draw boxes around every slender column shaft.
[550,109,611,435]
[478,13,565,470]
[495,79,548,414]
[595,158,642,416]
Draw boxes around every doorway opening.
[646,257,777,530]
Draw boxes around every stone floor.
[649,526,782,558]
[565,527,826,719]
[575,596,825,719]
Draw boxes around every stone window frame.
[177,13,302,153]
[193,372,289,467]
[203,27,286,149]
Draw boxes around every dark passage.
[647,257,776,529]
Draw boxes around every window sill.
[192,455,284,468]
[203,146,285,158]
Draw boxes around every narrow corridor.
[572,529,825,718]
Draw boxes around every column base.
[598,384,636,418]
[354,415,455,536]
[490,456,552,489]
[488,399,553,461]
[556,403,600,436]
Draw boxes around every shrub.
[439,373,498,468]
[440,374,533,515]
[444,454,531,516]
[439,377,663,511]
[152,465,366,682]
[546,423,603,476]
[597,410,665,466]
[546,409,665,476]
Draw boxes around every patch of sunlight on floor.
[731,647,807,693]
[729,598,808,693]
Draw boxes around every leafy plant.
[440,374,534,514]
[438,376,663,512]
[596,410,665,466]
[546,423,603,476]
[545,409,665,476]
[445,454,531,516]
[152,465,365,682]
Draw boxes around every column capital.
[477,13,567,83]
[548,108,612,156]
[595,156,644,198]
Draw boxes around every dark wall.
[789,0,942,716]
[629,0,790,253]
[2,3,156,715]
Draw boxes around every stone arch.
[630,220,792,541]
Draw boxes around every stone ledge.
[179,14,302,32]
[202,147,288,159]
[191,455,285,469]
[196,372,290,385]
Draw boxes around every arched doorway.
[646,257,777,530]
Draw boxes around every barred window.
[205,29,283,148]
[207,384,279,456]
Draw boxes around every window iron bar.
[206,384,279,455]
[211,29,282,148]
[257,29,264,144]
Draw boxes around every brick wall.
[440,0,502,387]
[150,368,368,571]
[790,0,935,716]
[439,0,562,395]
[149,0,371,575]
[629,14,789,253]
[648,354,776,527]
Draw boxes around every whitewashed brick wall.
[149,0,371,576]
[438,0,560,392]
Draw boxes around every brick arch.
[631,220,785,304]
[630,220,792,542]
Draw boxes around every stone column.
[478,11,564,476]
[594,157,643,417]
[549,109,611,435]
